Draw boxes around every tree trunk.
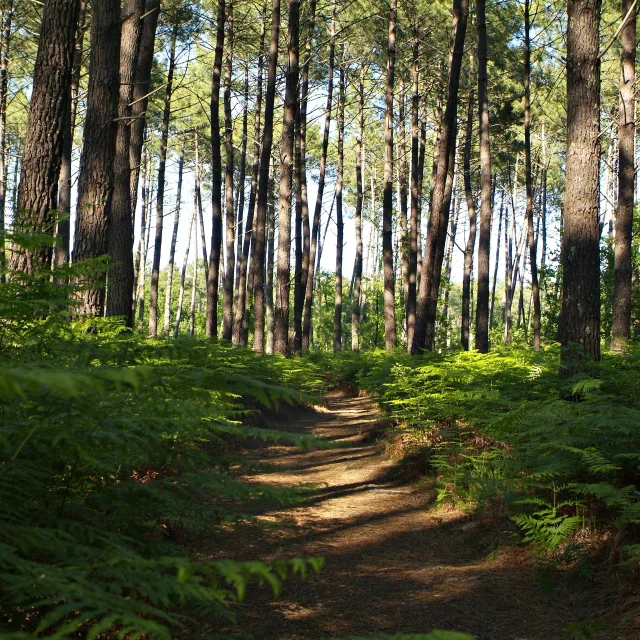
[302,0,335,352]
[206,0,226,339]
[274,0,300,355]
[189,213,198,338]
[412,0,469,353]
[56,0,86,273]
[382,0,397,351]
[129,0,160,213]
[489,188,504,329]
[611,0,636,353]
[524,0,541,351]
[292,0,316,354]
[163,145,184,336]
[265,158,276,354]
[0,0,13,280]
[234,7,266,346]
[148,25,177,336]
[541,123,548,269]
[352,71,365,352]
[10,0,79,274]
[398,80,409,324]
[333,53,345,352]
[462,91,477,351]
[134,151,148,323]
[559,0,601,373]
[442,192,461,337]
[474,0,492,352]
[252,0,281,352]
[107,0,145,324]
[73,0,120,316]
[407,29,420,350]
[174,189,196,338]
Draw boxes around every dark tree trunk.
[10,0,79,274]
[292,0,316,354]
[462,91,477,351]
[222,2,236,341]
[352,71,365,352]
[397,80,409,325]
[333,54,345,352]
[148,25,177,336]
[206,0,226,339]
[302,1,335,352]
[129,0,160,213]
[407,29,420,350]
[107,0,145,324]
[541,124,548,269]
[412,0,469,353]
[611,0,636,352]
[56,0,86,272]
[265,158,276,353]
[234,9,266,346]
[189,212,198,337]
[0,0,12,279]
[474,0,492,352]
[73,0,120,316]
[163,145,184,336]
[382,0,397,351]
[274,0,300,355]
[524,0,541,351]
[489,188,504,329]
[559,0,601,372]
[252,0,281,352]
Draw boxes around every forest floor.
[190,390,623,640]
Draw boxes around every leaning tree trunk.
[611,0,636,353]
[333,54,345,353]
[274,0,300,355]
[412,0,469,353]
[381,0,397,351]
[73,0,120,316]
[234,7,266,346]
[163,145,184,336]
[107,0,145,324]
[129,0,160,213]
[461,91,477,351]
[252,0,281,352]
[10,0,79,275]
[524,0,541,351]
[474,0,492,352]
[148,24,177,336]
[206,0,226,339]
[302,0,335,352]
[352,71,365,352]
[559,0,602,372]
[292,0,316,354]
[222,1,236,341]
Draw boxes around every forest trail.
[195,390,609,640]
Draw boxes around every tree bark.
[107,0,145,324]
[381,0,397,351]
[474,0,492,352]
[148,25,177,336]
[252,0,281,352]
[559,0,601,372]
[412,0,469,353]
[10,0,79,274]
[73,0,120,316]
[352,71,365,352]
[524,0,541,351]
[333,53,345,352]
[462,91,477,351]
[206,0,226,339]
[397,80,409,325]
[163,145,184,336]
[611,0,636,353]
[274,0,300,355]
[134,151,148,323]
[302,1,335,352]
[174,186,196,338]
[265,158,276,354]
[489,188,504,329]
[0,0,13,279]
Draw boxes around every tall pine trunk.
[0,0,12,278]
[489,188,504,329]
[73,0,120,315]
[148,25,177,336]
[559,0,602,373]
[412,0,469,353]
[352,71,365,352]
[611,0,636,352]
[333,54,345,352]
[134,152,148,323]
[174,189,196,338]
[206,0,226,339]
[274,0,300,355]
[265,158,276,354]
[10,0,79,274]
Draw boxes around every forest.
[1,0,640,637]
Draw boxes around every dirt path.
[196,390,611,640]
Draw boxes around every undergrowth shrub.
[318,346,640,562]
[0,241,328,639]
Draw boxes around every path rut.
[196,390,611,639]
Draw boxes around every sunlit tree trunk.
[0,0,12,279]
[352,71,365,352]
[333,53,345,352]
[265,158,276,354]
[174,192,196,338]
[489,188,504,329]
